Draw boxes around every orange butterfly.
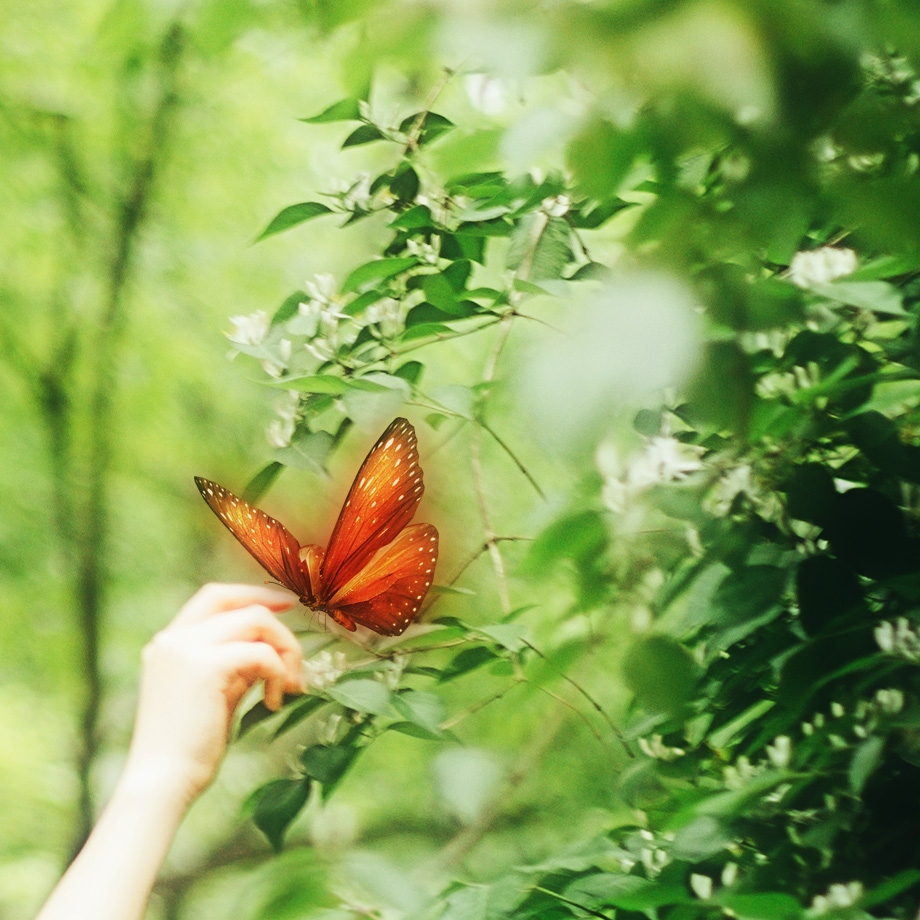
[195,418,438,636]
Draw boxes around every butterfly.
[195,417,438,636]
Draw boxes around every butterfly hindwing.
[194,477,311,599]
[332,523,439,635]
[319,418,425,598]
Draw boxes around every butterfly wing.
[195,477,311,599]
[319,418,426,599]
[331,523,439,635]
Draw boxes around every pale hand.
[36,583,303,920]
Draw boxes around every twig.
[447,536,530,588]
[522,639,634,758]
[470,314,516,613]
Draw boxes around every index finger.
[174,583,297,625]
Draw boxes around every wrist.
[117,753,209,815]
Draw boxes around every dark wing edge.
[194,477,310,598]
[320,417,425,594]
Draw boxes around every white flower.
[304,273,337,305]
[303,650,347,691]
[830,702,845,718]
[690,874,713,900]
[226,310,269,345]
[721,862,739,886]
[366,297,405,338]
[638,734,686,761]
[810,881,863,915]
[542,194,570,218]
[597,436,704,513]
[406,236,441,264]
[465,73,508,114]
[266,418,295,448]
[875,687,904,715]
[875,618,920,662]
[304,338,335,362]
[788,247,857,288]
[766,735,792,769]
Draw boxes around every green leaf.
[389,205,434,230]
[393,360,423,385]
[623,635,699,718]
[849,735,885,794]
[273,429,334,473]
[327,678,392,714]
[272,694,328,738]
[256,202,333,241]
[399,110,455,146]
[342,257,417,294]
[439,646,499,682]
[242,461,283,504]
[506,214,573,281]
[430,384,476,419]
[477,623,528,653]
[564,873,689,911]
[390,690,447,738]
[301,743,360,798]
[715,891,803,920]
[342,123,386,147]
[248,778,311,852]
[810,279,906,316]
[861,868,920,909]
[301,97,362,123]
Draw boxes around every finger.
[188,606,304,690]
[211,641,290,711]
[175,583,297,625]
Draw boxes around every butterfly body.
[195,418,438,636]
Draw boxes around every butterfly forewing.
[194,477,311,599]
[333,523,439,635]
[319,418,425,598]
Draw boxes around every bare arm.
[36,583,303,920]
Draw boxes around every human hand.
[123,584,303,805]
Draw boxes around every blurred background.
[6,2,920,919]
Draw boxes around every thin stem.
[523,639,634,758]
[470,314,516,613]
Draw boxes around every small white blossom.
[366,297,404,338]
[766,735,792,769]
[318,711,342,745]
[721,862,739,887]
[304,273,338,305]
[542,194,570,218]
[406,236,441,265]
[375,653,407,690]
[266,418,295,448]
[875,687,904,714]
[810,881,863,915]
[227,310,269,345]
[830,702,845,718]
[304,338,335,362]
[875,618,920,662]
[303,650,347,691]
[638,734,686,761]
[690,874,713,900]
[465,73,508,114]
[788,247,857,288]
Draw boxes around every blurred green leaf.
[256,202,333,241]
[301,97,362,123]
[248,778,311,852]
[327,679,392,715]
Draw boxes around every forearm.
[36,766,191,920]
